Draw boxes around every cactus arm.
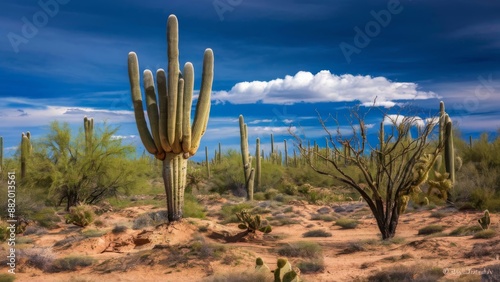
[182,63,194,154]
[255,138,261,191]
[444,115,455,184]
[167,15,180,148]
[189,49,214,155]
[144,70,165,159]
[171,77,184,154]
[156,69,172,153]
[128,52,158,156]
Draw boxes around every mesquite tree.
[128,15,214,221]
[294,110,444,239]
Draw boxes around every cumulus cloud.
[212,70,437,106]
[383,115,426,128]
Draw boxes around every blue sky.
[1,0,499,161]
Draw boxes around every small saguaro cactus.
[20,132,31,179]
[205,146,210,179]
[239,115,255,200]
[83,116,94,154]
[284,139,288,167]
[478,210,491,230]
[128,15,214,222]
[255,138,262,192]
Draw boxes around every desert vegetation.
[0,13,498,282]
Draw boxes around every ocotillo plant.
[128,15,214,221]
[255,138,261,192]
[20,132,31,179]
[83,116,94,154]
[239,115,255,200]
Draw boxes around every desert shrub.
[53,235,86,248]
[50,256,94,272]
[449,225,482,236]
[32,208,61,229]
[264,189,279,200]
[208,150,245,196]
[302,229,332,237]
[311,213,336,222]
[418,224,444,235]
[112,225,128,234]
[340,241,367,254]
[0,274,15,282]
[189,236,227,259]
[132,210,169,229]
[65,205,95,227]
[203,271,269,282]
[18,248,55,271]
[297,259,325,273]
[93,219,105,228]
[16,237,34,244]
[277,241,322,258]
[132,214,151,230]
[253,192,266,201]
[82,229,106,238]
[473,229,496,239]
[0,221,9,242]
[367,264,444,282]
[335,218,359,229]
[183,193,206,219]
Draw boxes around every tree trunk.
[162,153,188,222]
[372,202,400,240]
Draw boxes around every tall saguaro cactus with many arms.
[128,15,214,222]
[83,116,94,154]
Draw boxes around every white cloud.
[212,70,437,106]
[111,135,137,140]
[383,115,425,128]
[0,103,134,128]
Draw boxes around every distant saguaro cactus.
[128,15,214,221]
[83,116,94,154]
[20,132,31,179]
[239,115,255,200]
[0,136,3,174]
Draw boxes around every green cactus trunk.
[439,101,445,145]
[162,153,187,221]
[218,142,222,164]
[284,140,288,167]
[444,115,455,183]
[205,146,210,179]
[20,132,31,180]
[239,115,254,200]
[84,116,94,154]
[256,138,261,192]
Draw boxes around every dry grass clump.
[367,264,444,282]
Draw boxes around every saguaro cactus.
[20,132,31,179]
[205,146,211,179]
[478,210,491,230]
[83,116,94,154]
[255,138,262,192]
[283,139,288,167]
[128,15,214,221]
[239,115,254,200]
[444,114,455,184]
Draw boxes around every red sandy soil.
[1,199,498,282]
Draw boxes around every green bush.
[32,208,61,229]
[449,225,482,236]
[417,224,444,235]
[65,205,95,227]
[335,218,359,229]
[473,229,496,239]
[277,241,322,258]
[302,229,332,237]
[183,193,206,219]
[0,274,15,282]
[50,256,94,272]
[297,259,325,273]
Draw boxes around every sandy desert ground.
[1,196,498,282]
